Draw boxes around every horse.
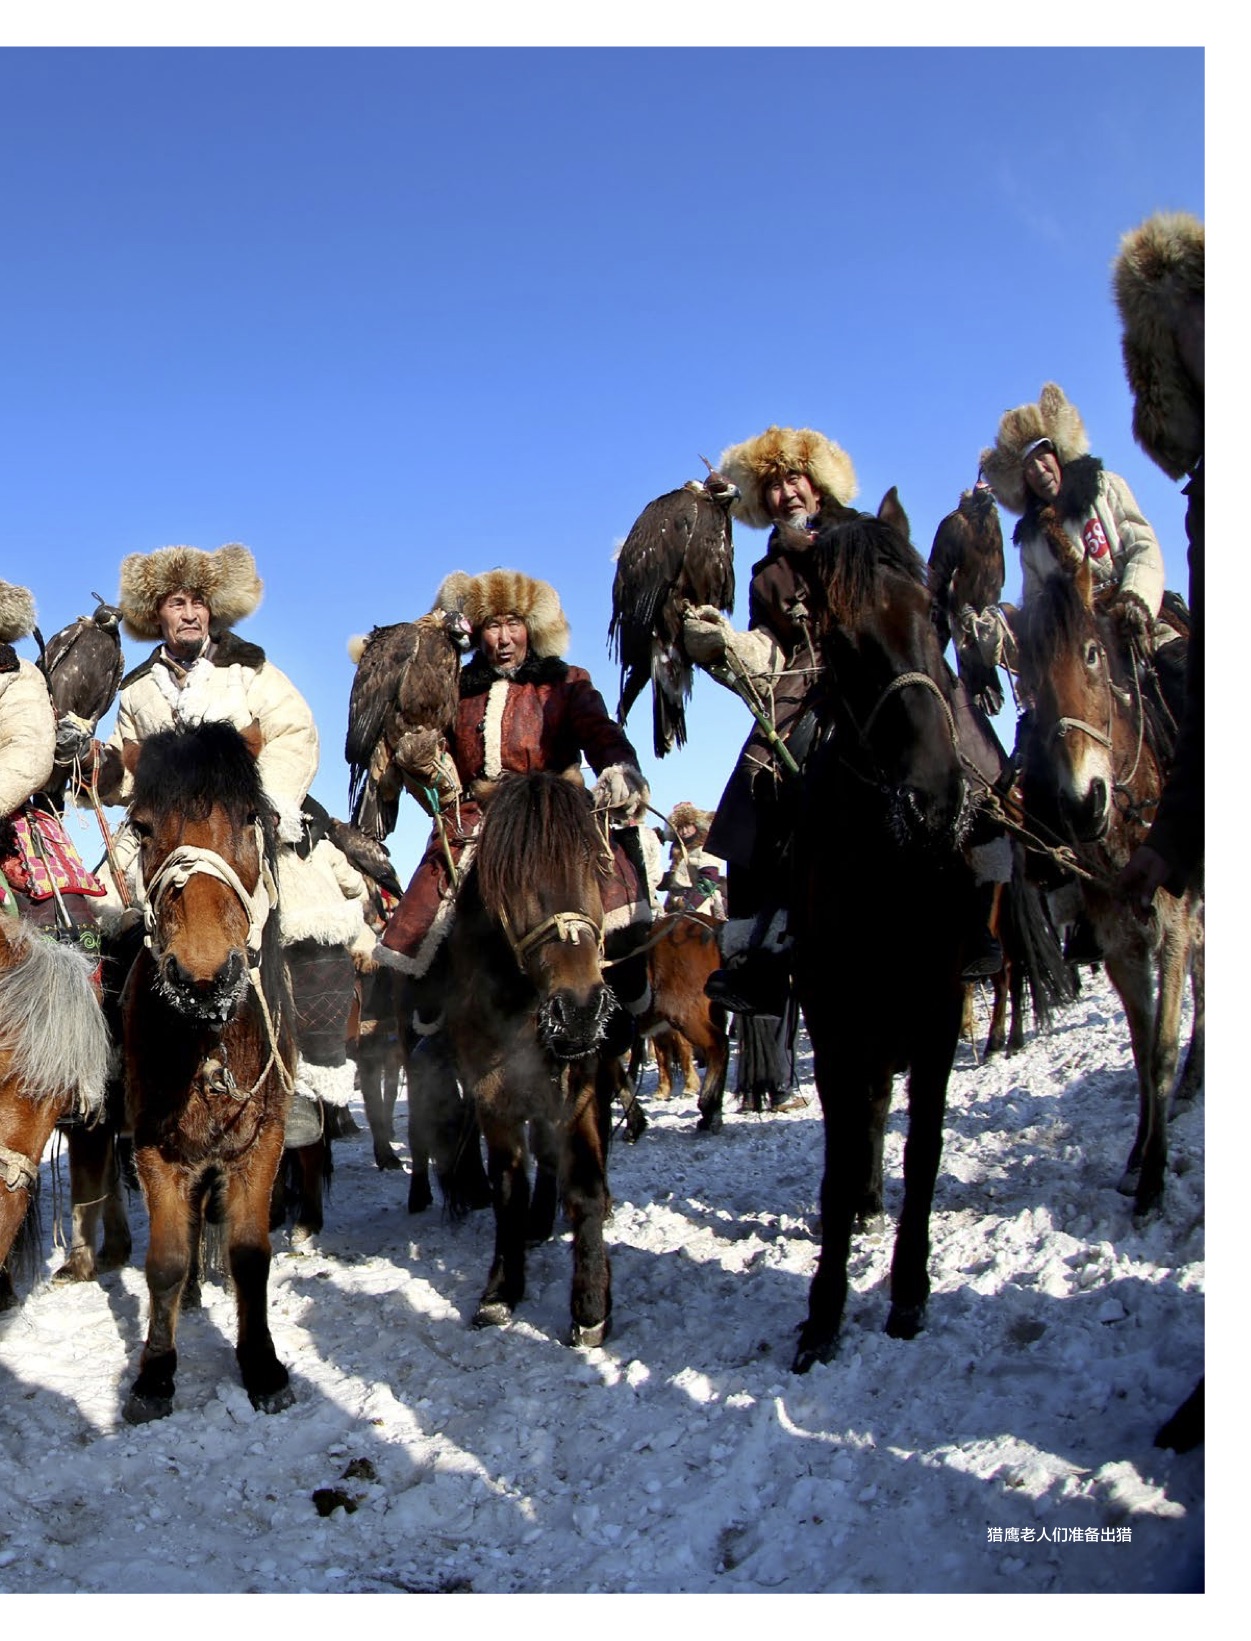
[0,918,109,1286]
[968,842,1073,1060]
[443,771,630,1347]
[624,911,730,1129]
[119,720,297,1423]
[1015,561,1203,1216]
[788,497,987,1372]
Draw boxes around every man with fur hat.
[660,800,725,919]
[90,542,366,1161]
[375,566,652,1207]
[980,381,1188,718]
[682,425,1010,1022]
[1110,212,1204,908]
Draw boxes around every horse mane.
[1017,571,1127,688]
[131,720,268,822]
[474,772,608,926]
[808,511,928,629]
[0,925,109,1114]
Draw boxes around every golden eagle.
[608,471,738,757]
[345,608,472,840]
[928,481,1009,718]
[34,594,126,806]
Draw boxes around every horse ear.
[1075,554,1095,610]
[878,486,910,541]
[121,738,143,776]
[239,719,265,761]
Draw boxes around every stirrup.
[961,937,1003,981]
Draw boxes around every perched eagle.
[928,481,1009,718]
[608,471,738,757]
[345,608,472,840]
[34,594,126,806]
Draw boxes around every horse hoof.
[51,1253,97,1285]
[289,1226,318,1253]
[249,1382,296,1415]
[625,1115,648,1143]
[123,1391,174,1425]
[696,1112,723,1135]
[791,1333,834,1375]
[472,1300,512,1330]
[571,1317,610,1349]
[407,1176,434,1214]
[885,1303,926,1340]
[1117,1168,1141,1197]
[374,1149,404,1172]
[856,1211,887,1237]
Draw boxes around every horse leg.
[674,1031,699,1097]
[1174,920,1204,1110]
[886,991,961,1338]
[1136,920,1191,1215]
[1006,956,1027,1054]
[53,1123,130,1283]
[125,1156,196,1423]
[694,1009,731,1135]
[0,1093,61,1275]
[1101,945,1166,1214]
[793,1039,883,1373]
[527,1114,560,1242]
[984,972,1008,1058]
[473,1101,531,1329]
[287,1134,330,1251]
[224,1122,293,1413]
[613,1061,649,1143]
[407,1033,491,1215]
[563,1058,614,1347]
[361,1043,403,1171]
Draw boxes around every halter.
[500,908,605,975]
[838,666,961,788]
[1045,633,1146,797]
[136,819,293,1100]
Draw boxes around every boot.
[705,945,791,1017]
[1063,913,1102,967]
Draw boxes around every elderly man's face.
[764,471,820,525]
[1023,447,1063,502]
[157,588,211,657]
[479,613,528,672]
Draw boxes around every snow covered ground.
[1,965,1205,1602]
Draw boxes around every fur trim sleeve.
[242,660,320,840]
[1103,474,1165,617]
[0,661,56,817]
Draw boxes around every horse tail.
[5,1175,44,1292]
[0,926,110,1118]
[1004,859,1075,1033]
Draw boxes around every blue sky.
[0,45,1205,877]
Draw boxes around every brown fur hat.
[978,384,1090,515]
[668,800,715,842]
[434,568,571,658]
[0,580,37,643]
[1113,211,1204,481]
[718,426,859,530]
[118,543,264,640]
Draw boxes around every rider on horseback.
[88,543,370,1150]
[681,426,1010,1018]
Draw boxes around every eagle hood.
[979,383,1090,516]
[118,542,264,641]
[434,568,571,659]
[1113,211,1204,481]
[718,426,858,530]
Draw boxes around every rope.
[0,1142,38,1194]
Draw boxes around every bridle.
[136,817,293,1099]
[499,908,604,975]
[1044,630,1146,799]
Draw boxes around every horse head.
[129,721,278,1023]
[1017,562,1127,844]
[807,496,971,854]
[474,772,616,1059]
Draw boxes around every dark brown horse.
[789,499,983,1372]
[0,919,109,1285]
[120,720,297,1423]
[1016,562,1203,1216]
[444,771,629,1347]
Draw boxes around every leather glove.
[682,606,733,665]
[591,762,650,822]
[1111,588,1155,653]
[394,729,462,812]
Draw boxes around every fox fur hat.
[1113,211,1204,482]
[979,383,1090,515]
[0,580,37,644]
[118,542,264,641]
[434,568,571,659]
[718,426,859,530]
[668,800,716,842]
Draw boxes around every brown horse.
[120,720,297,1423]
[444,771,630,1347]
[0,919,109,1284]
[625,911,730,1129]
[1016,562,1203,1216]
